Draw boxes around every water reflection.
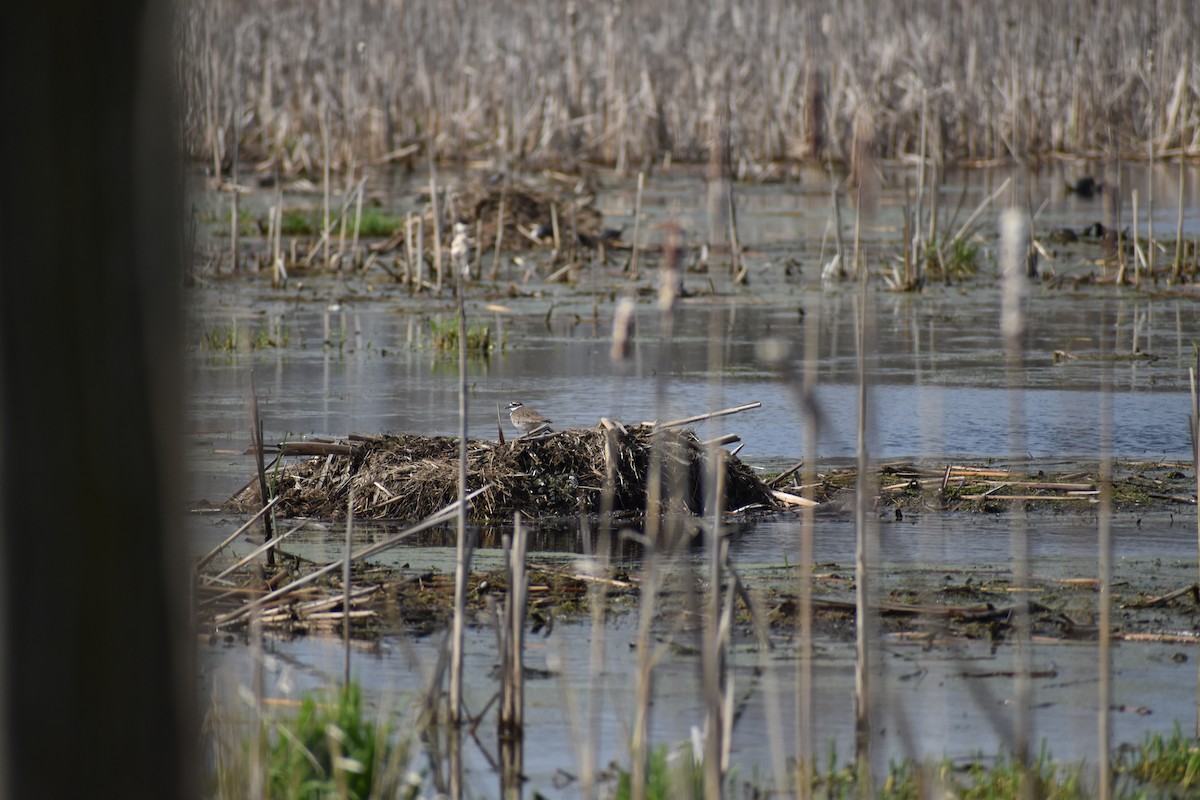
[190,290,1197,507]
[191,162,1200,795]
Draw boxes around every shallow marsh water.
[192,163,1200,795]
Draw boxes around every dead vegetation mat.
[229,425,774,522]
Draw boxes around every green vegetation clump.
[615,745,704,800]
[200,324,239,352]
[924,235,981,279]
[615,735,1200,799]
[429,315,493,355]
[280,208,402,238]
[199,321,289,351]
[1115,727,1200,792]
[210,683,420,800]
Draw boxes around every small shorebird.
[506,401,553,436]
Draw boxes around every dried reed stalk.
[428,151,443,291]
[321,101,330,268]
[851,277,876,779]
[797,292,821,799]
[342,489,354,686]
[499,514,527,736]
[1097,304,1113,800]
[490,187,506,279]
[214,486,487,627]
[195,496,280,571]
[249,373,275,566]
[181,1,1199,172]
[449,256,471,724]
[1000,208,1033,785]
[1173,157,1185,283]
[629,171,644,277]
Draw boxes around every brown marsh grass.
[180,0,1199,176]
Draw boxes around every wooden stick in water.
[657,401,761,429]
[768,459,805,488]
[203,519,305,584]
[277,441,356,456]
[771,489,819,508]
[250,372,276,567]
[214,486,489,626]
[195,497,280,571]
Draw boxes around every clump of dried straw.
[230,425,773,521]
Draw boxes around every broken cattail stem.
[490,187,506,280]
[321,101,331,268]
[415,216,424,293]
[273,188,285,287]
[337,158,352,269]
[830,166,846,280]
[629,171,644,277]
[1001,206,1032,772]
[342,488,354,686]
[195,497,280,571]
[215,487,489,626]
[610,294,636,363]
[1131,190,1144,286]
[1148,129,1156,278]
[203,519,305,585]
[249,372,276,567]
[428,149,442,292]
[1097,299,1113,799]
[729,176,745,284]
[1173,157,1185,283]
[450,257,471,724]
[351,174,365,268]
[658,401,761,429]
[550,202,561,260]
[229,32,241,273]
[768,459,805,488]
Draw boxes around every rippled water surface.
[192,163,1200,794]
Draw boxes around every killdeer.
[506,401,553,436]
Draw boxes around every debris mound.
[229,425,775,521]
[458,180,605,251]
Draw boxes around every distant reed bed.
[180,0,1198,173]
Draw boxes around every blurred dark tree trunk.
[0,2,190,799]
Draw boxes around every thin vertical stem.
[1173,157,1185,283]
[342,488,354,687]
[1097,309,1112,800]
[429,150,443,292]
[797,292,819,800]
[852,275,872,782]
[1148,126,1156,277]
[351,176,365,268]
[230,28,241,273]
[1000,208,1032,793]
[322,101,331,269]
[449,251,470,724]
[630,171,645,277]
[490,187,506,280]
[703,306,728,796]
